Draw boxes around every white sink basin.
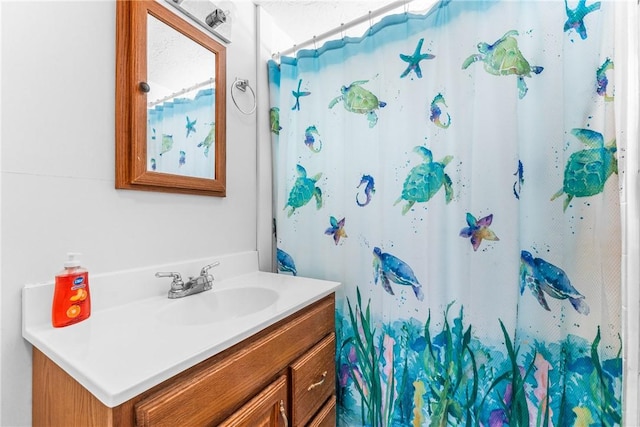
[157,287,279,326]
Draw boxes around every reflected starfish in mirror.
[185,116,197,138]
[399,38,435,78]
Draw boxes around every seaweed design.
[340,288,396,426]
[336,292,623,427]
[420,303,479,426]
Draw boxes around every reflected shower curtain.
[147,88,216,178]
[268,1,622,425]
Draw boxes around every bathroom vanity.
[23,252,340,426]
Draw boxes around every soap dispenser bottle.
[52,253,91,327]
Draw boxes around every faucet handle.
[155,271,184,290]
[200,261,220,277]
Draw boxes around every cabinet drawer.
[307,395,336,427]
[290,333,335,426]
[219,375,289,427]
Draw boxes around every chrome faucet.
[155,261,220,299]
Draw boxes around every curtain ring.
[368,11,373,34]
[340,23,345,40]
[231,78,256,115]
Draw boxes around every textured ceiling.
[256,0,398,49]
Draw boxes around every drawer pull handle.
[307,371,328,391]
[279,400,289,427]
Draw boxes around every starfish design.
[324,216,347,245]
[399,38,435,78]
[185,116,197,138]
[459,213,499,251]
[291,79,311,111]
[564,0,601,40]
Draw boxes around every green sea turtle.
[270,107,282,134]
[284,164,322,217]
[462,30,544,99]
[395,146,453,215]
[328,80,387,128]
[551,128,617,211]
[197,123,215,157]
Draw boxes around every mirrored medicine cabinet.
[116,0,227,196]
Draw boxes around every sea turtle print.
[270,107,282,134]
[372,247,424,301]
[284,164,323,217]
[462,30,544,99]
[395,146,453,215]
[520,250,589,315]
[276,248,297,276]
[197,124,215,157]
[328,80,387,128]
[551,128,617,211]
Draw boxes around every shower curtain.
[268,1,622,426]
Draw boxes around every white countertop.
[22,251,340,408]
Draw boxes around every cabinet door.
[219,375,289,427]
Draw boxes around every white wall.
[255,5,294,273]
[0,1,258,425]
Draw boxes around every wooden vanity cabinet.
[32,294,336,427]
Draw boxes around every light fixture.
[205,8,226,29]
[165,0,232,43]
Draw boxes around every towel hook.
[231,77,256,115]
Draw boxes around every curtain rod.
[275,0,414,58]
[148,78,215,108]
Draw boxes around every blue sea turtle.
[328,80,387,128]
[520,250,589,315]
[284,164,322,217]
[551,128,617,211]
[277,248,297,276]
[395,146,453,215]
[462,30,544,99]
[372,247,424,301]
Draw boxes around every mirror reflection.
[146,14,217,179]
[115,0,226,197]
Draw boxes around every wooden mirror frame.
[116,0,227,196]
